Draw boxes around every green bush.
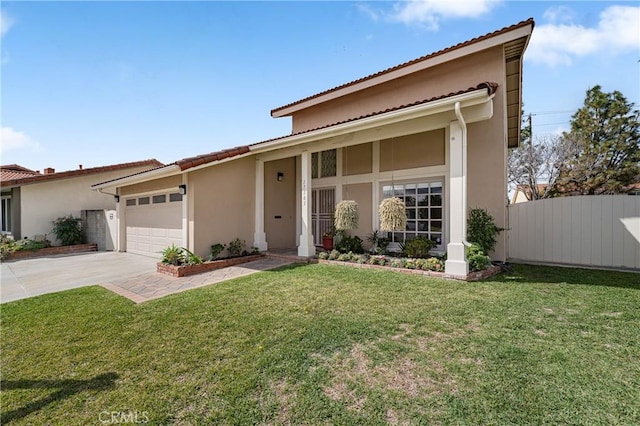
[182,248,204,265]
[466,243,491,272]
[227,238,245,257]
[467,208,502,254]
[161,244,185,266]
[328,250,341,260]
[51,215,84,246]
[402,236,436,258]
[335,234,364,254]
[317,251,329,260]
[209,243,226,260]
[337,252,352,262]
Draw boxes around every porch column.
[298,150,316,257]
[445,120,469,276]
[253,158,268,251]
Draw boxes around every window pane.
[417,221,429,232]
[407,209,417,220]
[406,221,416,232]
[431,234,442,245]
[431,221,442,232]
[152,195,166,204]
[169,193,183,202]
[126,199,136,206]
[417,183,430,194]
[431,208,442,219]
[138,197,150,205]
[311,152,318,179]
[431,183,442,193]
[418,208,429,220]
[430,194,442,206]
[321,149,336,177]
[405,195,416,207]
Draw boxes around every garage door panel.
[125,196,183,258]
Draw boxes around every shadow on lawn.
[1,372,118,424]
[492,263,640,290]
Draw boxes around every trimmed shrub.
[51,215,83,246]
[467,243,491,272]
[467,208,502,254]
[402,236,436,258]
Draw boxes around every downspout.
[454,101,472,247]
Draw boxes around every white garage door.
[125,192,183,258]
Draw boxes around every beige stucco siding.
[343,143,372,176]
[264,158,297,249]
[292,47,505,133]
[379,129,445,171]
[20,166,153,242]
[119,175,182,196]
[189,156,256,258]
[342,183,372,246]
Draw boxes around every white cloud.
[1,127,41,154]
[527,5,640,67]
[542,6,575,24]
[388,0,501,30]
[1,9,13,38]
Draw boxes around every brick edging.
[4,244,98,261]
[157,254,265,277]
[316,259,501,281]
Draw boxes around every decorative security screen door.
[311,188,335,246]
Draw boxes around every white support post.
[445,120,469,276]
[116,193,124,252]
[298,150,316,257]
[253,158,268,251]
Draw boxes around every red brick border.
[157,254,264,277]
[5,244,98,261]
[316,259,501,281]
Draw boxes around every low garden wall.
[5,244,98,261]
[157,254,264,277]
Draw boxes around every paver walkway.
[102,257,297,303]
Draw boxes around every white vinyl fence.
[508,195,640,270]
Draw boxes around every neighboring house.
[0,160,163,242]
[511,183,548,203]
[92,19,534,275]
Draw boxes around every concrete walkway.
[102,257,296,303]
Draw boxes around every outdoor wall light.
[179,184,187,195]
[277,172,284,182]
[114,195,120,203]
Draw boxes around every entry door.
[312,188,335,246]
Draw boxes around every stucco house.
[1,160,163,242]
[92,19,534,275]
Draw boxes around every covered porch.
[251,84,497,276]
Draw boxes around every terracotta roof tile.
[271,18,533,115]
[0,165,39,182]
[254,82,498,147]
[175,146,251,171]
[1,159,163,188]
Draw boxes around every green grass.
[1,263,639,425]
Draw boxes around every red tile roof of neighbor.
[0,165,39,181]
[271,18,534,115]
[1,159,164,188]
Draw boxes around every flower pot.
[322,235,334,251]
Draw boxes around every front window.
[311,149,337,179]
[382,180,443,249]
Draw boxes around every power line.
[529,110,574,116]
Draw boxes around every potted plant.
[322,231,334,251]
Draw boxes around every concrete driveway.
[1,252,158,303]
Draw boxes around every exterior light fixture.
[114,195,120,203]
[179,184,187,195]
[277,172,284,182]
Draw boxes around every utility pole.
[527,113,535,200]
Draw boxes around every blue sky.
[1,1,638,172]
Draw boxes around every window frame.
[380,178,445,251]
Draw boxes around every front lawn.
[1,264,639,424]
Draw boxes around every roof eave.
[255,88,492,154]
[91,164,181,190]
[271,22,533,118]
